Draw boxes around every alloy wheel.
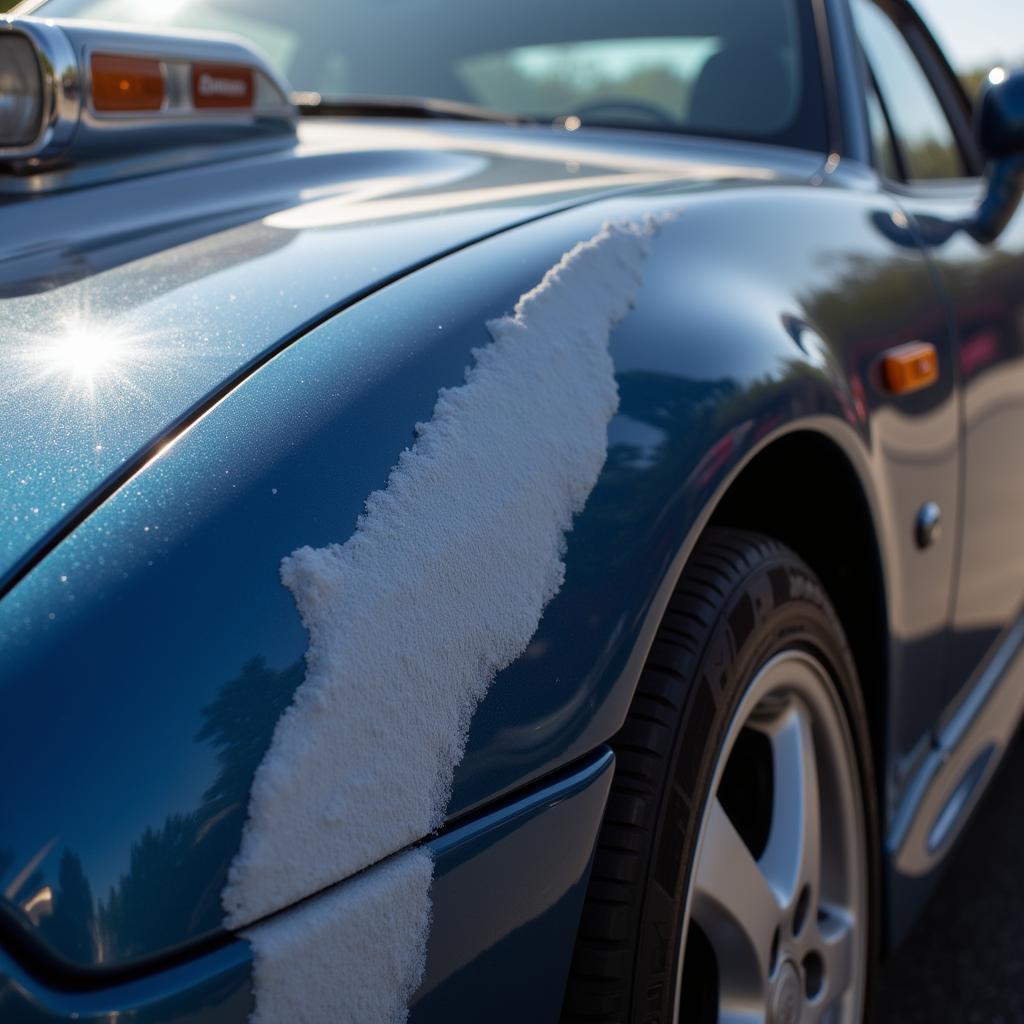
[675,650,868,1024]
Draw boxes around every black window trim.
[812,0,846,158]
[822,0,875,162]
[864,63,908,179]
[848,0,985,191]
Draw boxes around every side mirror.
[978,70,1024,158]
[970,70,1024,244]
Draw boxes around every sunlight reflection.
[22,885,54,924]
[140,0,195,22]
[266,172,673,230]
[9,313,172,436]
[41,321,131,385]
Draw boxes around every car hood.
[0,119,813,595]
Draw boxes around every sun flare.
[41,322,130,384]
[9,313,169,425]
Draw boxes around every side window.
[865,77,902,180]
[851,0,966,181]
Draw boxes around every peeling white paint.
[229,214,670,1019]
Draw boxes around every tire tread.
[561,529,805,1022]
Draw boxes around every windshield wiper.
[293,93,531,125]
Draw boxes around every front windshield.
[26,0,828,149]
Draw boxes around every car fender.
[1,177,945,974]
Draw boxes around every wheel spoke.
[692,798,782,1006]
[755,701,821,911]
[818,906,856,1006]
[678,652,866,1024]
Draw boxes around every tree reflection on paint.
[93,656,302,961]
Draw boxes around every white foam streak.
[244,848,432,1024]
[228,213,670,1020]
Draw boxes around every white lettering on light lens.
[198,73,247,98]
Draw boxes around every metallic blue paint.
[1,1,1024,1016]
[0,167,969,968]
[3,119,797,595]
[0,746,613,1022]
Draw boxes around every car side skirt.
[885,611,1024,944]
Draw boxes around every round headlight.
[0,33,43,148]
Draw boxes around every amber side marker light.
[881,341,940,395]
[1,16,298,171]
[91,53,165,112]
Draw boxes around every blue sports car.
[1,0,1023,1021]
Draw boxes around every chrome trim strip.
[926,745,994,854]
[888,613,1024,877]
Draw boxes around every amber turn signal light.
[91,54,165,112]
[881,342,939,395]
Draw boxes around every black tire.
[561,528,879,1023]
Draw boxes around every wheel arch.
[601,404,895,837]
[707,427,891,794]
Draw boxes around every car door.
[850,0,1024,730]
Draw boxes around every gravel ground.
[876,734,1024,1023]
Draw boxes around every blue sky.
[913,0,1024,70]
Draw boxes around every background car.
[1,1,1022,1022]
